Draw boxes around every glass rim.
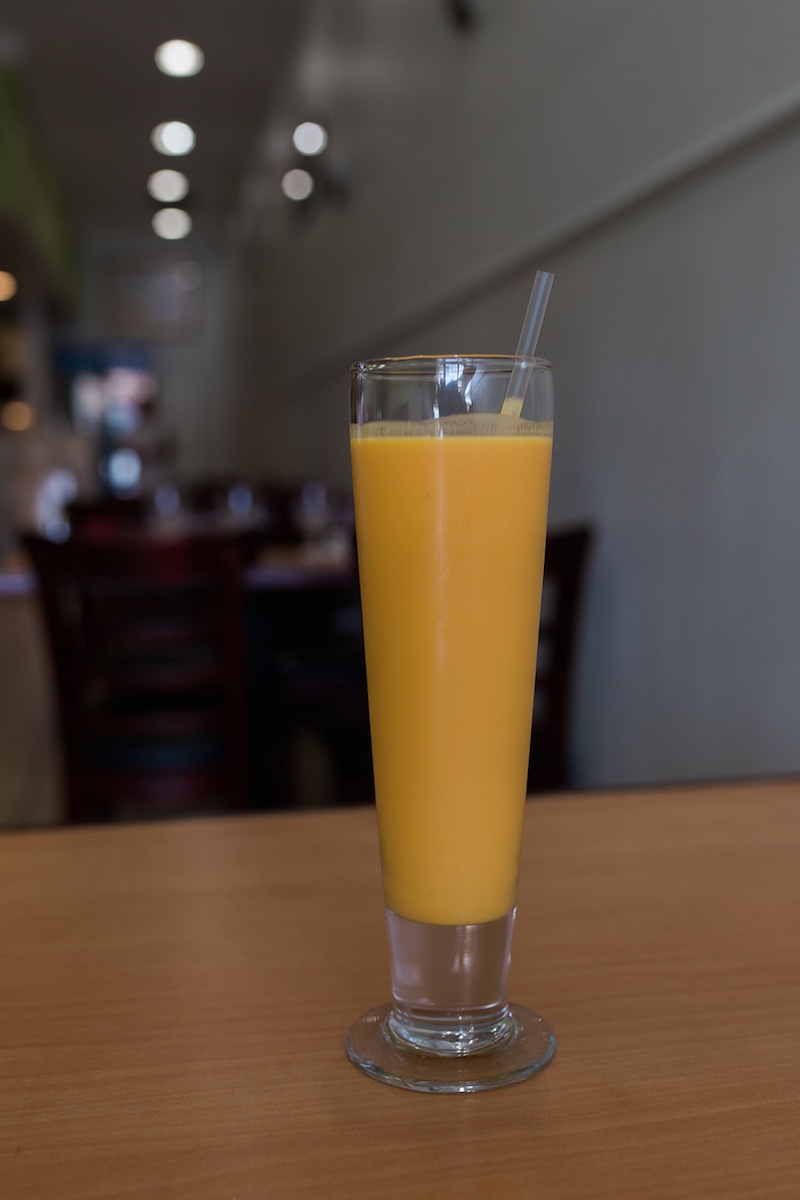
[352,354,552,377]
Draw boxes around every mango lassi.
[351,414,552,925]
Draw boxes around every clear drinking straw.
[501,270,555,416]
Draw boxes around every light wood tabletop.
[1,779,799,1199]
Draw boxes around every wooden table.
[1,780,799,1198]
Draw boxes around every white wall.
[153,250,240,477]
[228,0,800,788]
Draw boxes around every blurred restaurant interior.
[1,0,800,827]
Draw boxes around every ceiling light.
[152,208,193,240]
[147,169,189,203]
[151,121,195,156]
[155,40,204,78]
[282,168,314,201]
[292,122,328,156]
[1,400,34,432]
[0,271,17,301]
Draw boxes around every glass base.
[346,1003,556,1093]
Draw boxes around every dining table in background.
[0,533,357,598]
[1,778,799,1198]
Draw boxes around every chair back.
[24,529,254,823]
[65,496,148,538]
[529,525,594,792]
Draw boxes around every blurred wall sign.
[93,254,204,342]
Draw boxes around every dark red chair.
[24,529,255,823]
[65,496,148,538]
[245,557,371,809]
[528,525,594,792]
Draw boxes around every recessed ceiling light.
[0,271,17,301]
[147,169,190,203]
[155,40,204,78]
[292,122,328,156]
[282,168,314,201]
[151,121,195,156]
[152,208,193,240]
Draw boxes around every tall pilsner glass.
[346,356,556,1092]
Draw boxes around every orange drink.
[346,356,556,1092]
[351,418,552,925]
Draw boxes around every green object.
[0,62,77,308]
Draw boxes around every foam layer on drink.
[351,414,553,439]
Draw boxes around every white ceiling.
[0,0,309,247]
